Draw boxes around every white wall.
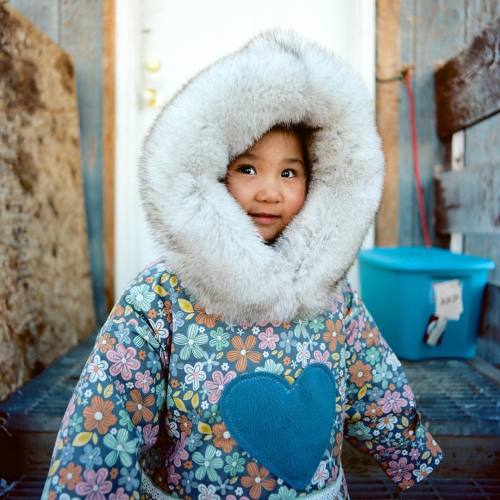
[115,0,376,297]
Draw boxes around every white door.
[115,0,376,297]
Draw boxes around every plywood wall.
[0,4,96,400]
[9,0,115,324]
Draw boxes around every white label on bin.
[433,279,463,320]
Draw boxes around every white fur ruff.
[138,30,384,323]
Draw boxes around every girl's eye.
[237,165,256,175]
[281,169,296,178]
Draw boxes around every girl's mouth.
[249,213,280,225]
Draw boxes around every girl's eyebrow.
[238,152,305,166]
[284,158,305,166]
[238,152,260,160]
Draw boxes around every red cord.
[403,71,432,248]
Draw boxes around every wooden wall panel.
[463,115,500,263]
[398,1,468,246]
[476,282,500,364]
[103,0,116,312]
[1,0,116,395]
[60,0,107,324]
[464,3,500,363]
[390,1,499,362]
[435,164,499,235]
[463,2,500,286]
[0,5,96,400]
[466,0,500,39]
[397,0,416,246]
[375,0,400,247]
[8,0,60,42]
[412,0,466,245]
[434,17,500,140]
[10,0,111,325]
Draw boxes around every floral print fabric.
[43,260,443,499]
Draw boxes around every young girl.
[43,30,443,499]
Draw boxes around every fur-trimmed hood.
[138,30,384,324]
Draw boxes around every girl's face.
[226,130,308,242]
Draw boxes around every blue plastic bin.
[358,247,495,360]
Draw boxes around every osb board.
[0,4,96,400]
[10,0,112,324]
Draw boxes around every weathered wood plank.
[477,280,500,364]
[434,163,500,234]
[463,6,500,360]
[464,113,500,286]
[465,233,500,284]
[7,0,60,43]
[469,350,500,384]
[8,1,110,323]
[465,0,500,50]
[399,0,466,247]
[376,0,401,247]
[465,101,500,169]
[398,0,416,246]
[60,0,108,323]
[0,430,65,476]
[0,4,96,400]
[414,0,466,244]
[435,16,500,140]
[104,0,116,311]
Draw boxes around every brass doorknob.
[143,87,160,108]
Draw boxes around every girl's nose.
[255,178,282,203]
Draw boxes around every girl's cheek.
[226,180,251,208]
[289,184,307,212]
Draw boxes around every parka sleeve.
[42,274,171,499]
[341,280,443,491]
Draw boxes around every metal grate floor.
[349,477,500,499]
[1,339,499,498]
[2,345,498,435]
[402,359,500,436]
[0,333,96,425]
[2,475,500,499]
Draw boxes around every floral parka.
[42,260,443,499]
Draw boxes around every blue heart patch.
[219,363,336,490]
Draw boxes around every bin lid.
[358,246,496,272]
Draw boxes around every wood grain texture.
[60,0,107,323]
[466,0,500,41]
[103,0,115,311]
[10,0,109,324]
[434,16,500,140]
[412,0,466,245]
[0,4,96,400]
[397,2,499,360]
[434,163,500,234]
[375,0,400,247]
[463,3,500,360]
[7,0,60,42]
[398,0,417,246]
[399,1,469,247]
[476,282,500,364]
[464,74,500,286]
